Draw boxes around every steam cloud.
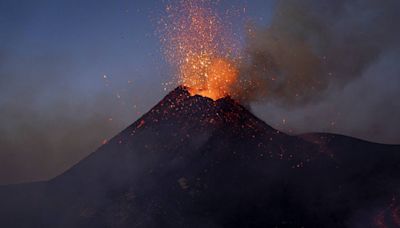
[236,0,400,106]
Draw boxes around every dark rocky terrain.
[1,86,400,228]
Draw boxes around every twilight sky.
[0,0,399,184]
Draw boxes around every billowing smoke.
[236,0,400,106]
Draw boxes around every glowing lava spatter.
[159,0,241,100]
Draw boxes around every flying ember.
[160,0,241,100]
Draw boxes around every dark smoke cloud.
[236,0,400,105]
[1,0,399,186]
[252,53,400,144]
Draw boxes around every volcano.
[1,86,400,228]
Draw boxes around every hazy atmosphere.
[1,0,399,184]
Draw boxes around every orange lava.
[182,57,238,100]
[160,0,241,100]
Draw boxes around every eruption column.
[160,0,241,100]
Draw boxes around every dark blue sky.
[1,0,399,184]
[0,0,276,183]
[0,0,275,121]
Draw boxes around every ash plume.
[235,0,400,106]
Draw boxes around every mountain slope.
[1,86,400,228]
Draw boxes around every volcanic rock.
[1,86,400,228]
